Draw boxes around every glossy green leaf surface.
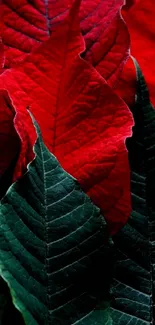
[111,59,155,324]
[0,114,113,325]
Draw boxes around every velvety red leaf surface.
[115,56,136,109]
[50,0,129,87]
[124,0,155,107]
[2,0,129,86]
[116,0,155,108]
[0,1,133,234]
[0,42,4,72]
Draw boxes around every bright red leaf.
[0,0,133,234]
[0,42,4,72]
[115,56,137,109]
[116,0,155,108]
[124,0,155,107]
[2,0,129,87]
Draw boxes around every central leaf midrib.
[52,30,71,154]
[51,9,83,154]
[44,0,50,36]
[38,135,50,325]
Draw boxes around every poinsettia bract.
[0,0,133,234]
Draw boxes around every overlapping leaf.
[0,41,4,72]
[124,0,155,106]
[115,56,137,109]
[2,0,129,86]
[111,60,155,324]
[0,113,113,325]
[0,0,133,234]
[50,0,129,87]
[116,0,155,109]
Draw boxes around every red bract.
[117,0,155,108]
[123,0,136,10]
[50,0,129,87]
[0,42,4,72]
[115,56,136,109]
[2,0,129,87]
[0,0,133,234]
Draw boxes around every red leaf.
[0,1,133,234]
[2,0,129,86]
[123,0,136,10]
[0,41,4,72]
[84,14,129,87]
[116,0,155,108]
[2,0,50,66]
[115,56,137,109]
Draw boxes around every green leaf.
[111,58,155,324]
[0,114,113,325]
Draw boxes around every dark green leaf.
[0,114,113,325]
[111,58,155,324]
